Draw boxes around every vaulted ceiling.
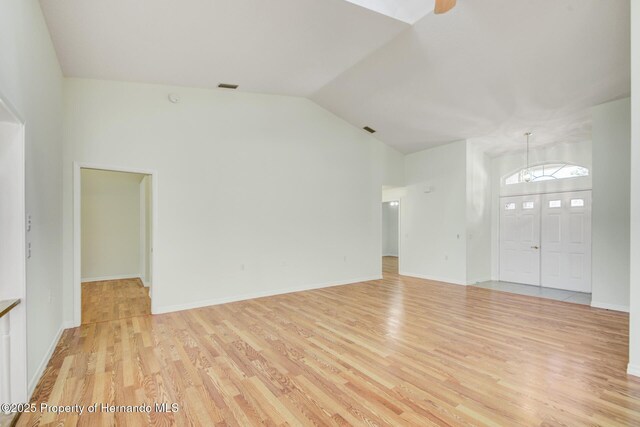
[39,0,408,96]
[40,0,630,155]
[312,0,630,154]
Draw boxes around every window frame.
[504,163,589,186]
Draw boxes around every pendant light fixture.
[523,132,533,183]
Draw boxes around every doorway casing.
[382,186,406,274]
[0,92,27,402]
[72,162,158,327]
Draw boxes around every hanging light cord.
[525,132,532,181]
[526,133,530,171]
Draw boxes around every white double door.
[499,191,591,292]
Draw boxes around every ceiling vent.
[363,126,376,134]
[218,83,239,89]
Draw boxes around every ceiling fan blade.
[434,0,456,14]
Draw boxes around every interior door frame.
[0,92,27,403]
[382,200,401,256]
[72,162,158,327]
[498,188,593,288]
[381,198,402,274]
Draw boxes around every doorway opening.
[382,200,400,275]
[488,189,592,305]
[74,164,156,326]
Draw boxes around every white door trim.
[72,162,158,327]
[0,91,27,403]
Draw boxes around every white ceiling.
[40,0,630,155]
[38,0,407,96]
[0,109,17,124]
[312,0,630,154]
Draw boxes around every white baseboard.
[28,323,66,398]
[399,271,467,286]
[628,363,640,377]
[382,253,399,257]
[153,276,382,315]
[81,274,142,283]
[590,301,630,312]
[61,320,75,330]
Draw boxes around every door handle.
[531,246,539,249]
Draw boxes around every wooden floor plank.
[19,256,640,425]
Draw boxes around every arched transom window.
[505,163,589,185]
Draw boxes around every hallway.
[81,278,151,324]
[382,256,398,275]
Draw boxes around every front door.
[499,195,541,285]
[540,191,592,292]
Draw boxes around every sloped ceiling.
[38,0,408,96]
[40,0,630,155]
[312,0,630,154]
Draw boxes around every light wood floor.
[20,267,640,425]
[81,278,151,324]
[383,256,398,275]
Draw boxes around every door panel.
[569,213,585,242]
[540,191,592,292]
[545,214,561,243]
[499,195,541,285]
[546,252,560,277]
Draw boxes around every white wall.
[382,186,407,202]
[62,79,384,317]
[466,143,492,284]
[380,143,405,187]
[629,0,640,377]
[401,141,467,284]
[490,140,592,280]
[81,169,144,281]
[0,0,64,395]
[592,98,630,311]
[400,140,493,285]
[381,202,399,256]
